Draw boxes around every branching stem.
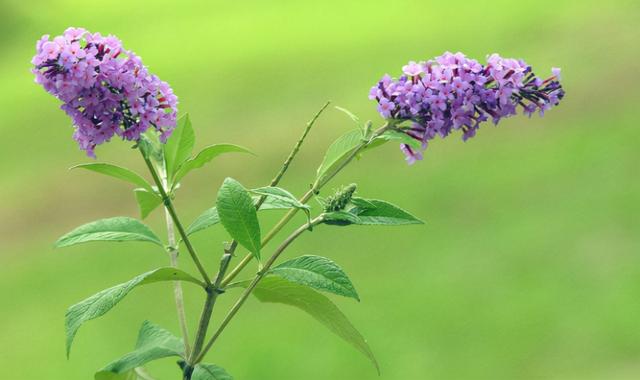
[220,122,392,287]
[194,217,324,363]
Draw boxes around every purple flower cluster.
[369,52,564,164]
[32,28,178,157]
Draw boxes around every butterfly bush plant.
[33,27,564,380]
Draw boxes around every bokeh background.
[1,0,639,379]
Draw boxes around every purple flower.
[369,51,565,163]
[402,61,424,76]
[32,27,178,157]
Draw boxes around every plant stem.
[194,217,323,364]
[220,122,391,287]
[183,103,330,375]
[161,171,192,358]
[187,241,236,365]
[139,148,212,285]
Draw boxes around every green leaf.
[322,211,362,226]
[134,189,163,219]
[366,128,422,152]
[95,321,184,380]
[164,114,195,182]
[251,277,379,373]
[349,199,424,225]
[186,196,294,236]
[216,178,261,260]
[55,217,163,248]
[250,187,310,211]
[316,129,364,183]
[174,144,253,184]
[270,255,359,301]
[186,207,220,236]
[66,268,202,357]
[72,163,154,193]
[191,363,233,380]
[349,197,377,210]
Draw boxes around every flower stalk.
[140,148,212,285]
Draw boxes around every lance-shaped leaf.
[72,163,154,193]
[251,277,379,373]
[174,144,253,184]
[187,196,296,236]
[365,128,423,152]
[322,211,362,226]
[250,186,310,212]
[349,199,424,225]
[323,199,423,226]
[55,217,163,248]
[66,268,202,357]
[191,363,233,380]
[216,178,261,260]
[269,255,359,301]
[95,321,184,380]
[134,189,163,219]
[164,114,195,182]
[316,129,364,184]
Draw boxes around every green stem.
[187,242,236,364]
[220,122,391,287]
[139,148,212,285]
[161,172,192,358]
[183,103,330,374]
[194,217,324,364]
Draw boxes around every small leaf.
[270,255,359,301]
[366,128,423,152]
[322,211,362,226]
[216,178,261,260]
[251,277,379,373]
[55,217,163,248]
[174,144,253,184]
[164,114,195,182]
[134,189,163,219]
[66,268,202,357]
[191,363,233,380]
[187,207,220,236]
[350,199,424,225]
[95,321,184,379]
[316,129,364,183]
[250,187,310,211]
[186,196,295,236]
[72,163,154,193]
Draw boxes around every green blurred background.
[1,0,639,379]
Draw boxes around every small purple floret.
[32,27,178,157]
[369,52,565,164]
